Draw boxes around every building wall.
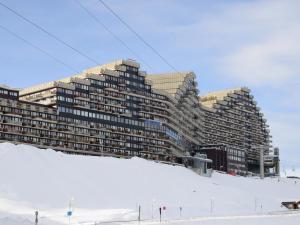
[0,60,208,168]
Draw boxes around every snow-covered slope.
[0,143,299,225]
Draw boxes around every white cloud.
[216,0,300,86]
[222,33,300,86]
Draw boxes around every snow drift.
[0,143,299,225]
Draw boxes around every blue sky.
[0,0,299,169]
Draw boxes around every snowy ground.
[284,168,300,178]
[131,212,300,225]
[0,142,299,225]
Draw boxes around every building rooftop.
[200,87,250,108]
[20,59,139,96]
[146,71,195,97]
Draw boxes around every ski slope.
[0,142,299,225]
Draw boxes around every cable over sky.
[97,0,179,73]
[0,24,80,74]
[73,0,153,71]
[0,0,100,66]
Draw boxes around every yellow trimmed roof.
[200,87,249,108]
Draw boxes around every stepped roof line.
[200,87,250,108]
[19,59,140,96]
[146,71,195,97]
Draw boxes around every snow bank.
[0,143,299,225]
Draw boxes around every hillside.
[0,143,299,225]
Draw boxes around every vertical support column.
[274,147,280,176]
[138,205,141,222]
[276,160,280,176]
[260,146,264,179]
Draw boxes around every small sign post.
[159,207,162,223]
[67,210,72,225]
[35,211,38,225]
[138,205,141,222]
[67,197,74,225]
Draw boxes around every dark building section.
[0,85,19,100]
[197,145,228,173]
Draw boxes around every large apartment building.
[200,88,279,175]
[0,59,279,176]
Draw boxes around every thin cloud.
[222,35,300,86]
[215,0,300,86]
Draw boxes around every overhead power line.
[74,0,152,70]
[0,1,100,65]
[97,0,179,72]
[0,24,80,74]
